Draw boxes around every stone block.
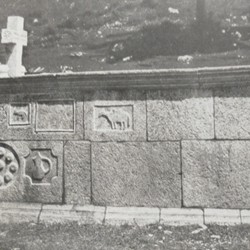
[105,206,160,226]
[160,208,204,226]
[182,140,250,208]
[84,90,146,141]
[92,142,181,207]
[0,141,63,203]
[147,89,214,140]
[75,205,106,224]
[40,205,80,224]
[215,86,250,139]
[0,202,41,224]
[0,92,83,140]
[64,141,91,204]
[241,210,250,224]
[204,209,241,225]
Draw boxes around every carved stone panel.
[0,144,19,188]
[95,105,133,131]
[9,103,30,126]
[35,100,75,132]
[0,141,63,203]
[85,91,146,141]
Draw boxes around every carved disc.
[0,146,19,187]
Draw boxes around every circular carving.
[0,145,19,187]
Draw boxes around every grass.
[0,222,250,250]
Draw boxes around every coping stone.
[105,206,160,226]
[204,209,241,225]
[160,208,204,226]
[0,202,41,224]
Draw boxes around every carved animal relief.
[95,106,133,131]
[9,103,30,126]
[25,149,58,184]
[0,145,19,187]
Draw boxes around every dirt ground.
[0,222,250,250]
[0,0,250,73]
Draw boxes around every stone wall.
[1,67,250,209]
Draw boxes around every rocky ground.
[1,222,250,250]
[0,0,250,73]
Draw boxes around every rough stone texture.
[105,207,160,226]
[241,210,250,224]
[40,205,105,224]
[0,202,41,224]
[204,209,241,225]
[64,141,91,204]
[0,92,83,140]
[84,90,146,141]
[160,208,204,226]
[215,86,250,139]
[182,140,250,208]
[0,141,63,203]
[92,142,181,207]
[147,89,214,140]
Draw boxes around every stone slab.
[0,202,41,224]
[92,142,181,207]
[84,90,146,141]
[147,89,214,140]
[204,209,241,225]
[0,141,63,203]
[182,140,250,208]
[0,92,83,140]
[40,205,105,224]
[240,210,250,224]
[215,86,250,139]
[64,141,91,205]
[105,206,160,226]
[160,208,204,226]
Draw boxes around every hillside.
[0,0,250,73]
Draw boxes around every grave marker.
[1,16,27,77]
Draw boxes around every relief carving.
[9,103,30,126]
[0,144,19,188]
[25,149,58,184]
[96,106,133,131]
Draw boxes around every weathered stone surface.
[64,141,91,204]
[0,92,83,140]
[241,210,250,224]
[92,142,181,207]
[0,202,41,224]
[105,207,160,226]
[182,140,250,208]
[84,90,146,141]
[160,208,204,226]
[215,86,250,139]
[204,209,241,225]
[147,89,214,140]
[40,205,105,224]
[0,141,63,203]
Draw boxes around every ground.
[1,0,250,73]
[0,222,250,250]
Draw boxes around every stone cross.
[1,16,27,77]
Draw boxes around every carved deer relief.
[98,109,132,130]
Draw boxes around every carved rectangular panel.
[9,103,31,126]
[35,100,75,133]
[84,91,146,141]
[0,141,63,203]
[94,105,133,131]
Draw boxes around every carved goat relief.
[96,106,133,131]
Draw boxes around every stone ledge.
[0,202,42,224]
[1,65,250,94]
[204,209,241,225]
[160,208,204,225]
[1,204,250,226]
[105,206,160,226]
